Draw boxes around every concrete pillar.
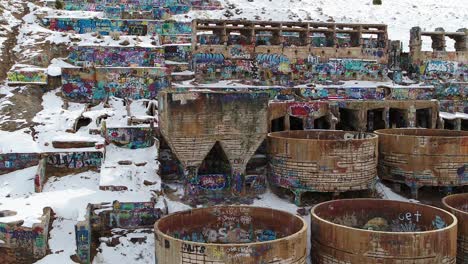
[357,110,368,132]
[184,166,199,198]
[231,165,245,196]
[383,107,390,128]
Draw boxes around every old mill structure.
[442,193,468,263]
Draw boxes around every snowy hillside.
[179,0,468,51]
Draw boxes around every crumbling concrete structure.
[311,199,457,263]
[158,91,269,203]
[75,200,167,264]
[269,100,439,133]
[375,129,468,197]
[35,150,104,192]
[443,193,468,264]
[154,206,307,264]
[0,208,53,264]
[192,19,389,85]
[410,27,467,65]
[268,131,378,205]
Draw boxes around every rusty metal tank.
[154,206,307,264]
[443,193,468,263]
[375,129,468,197]
[311,199,458,263]
[268,130,378,205]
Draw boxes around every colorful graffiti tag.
[46,152,103,169]
[105,127,155,149]
[47,18,191,42]
[422,60,467,81]
[301,86,386,100]
[194,53,388,85]
[62,67,169,103]
[0,208,52,260]
[68,46,165,67]
[61,0,222,20]
[0,153,39,174]
[198,174,228,190]
[7,70,47,84]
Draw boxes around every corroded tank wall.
[154,206,307,264]
[311,199,458,263]
[443,193,468,263]
[375,129,468,195]
[268,130,378,204]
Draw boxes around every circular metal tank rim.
[375,128,468,139]
[155,205,308,246]
[442,193,468,216]
[311,198,458,235]
[268,130,378,142]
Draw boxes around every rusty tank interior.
[311,198,458,263]
[154,206,307,263]
[443,193,468,264]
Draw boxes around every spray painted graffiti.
[34,159,47,193]
[7,70,47,84]
[423,61,467,81]
[68,46,165,67]
[109,201,164,228]
[47,18,192,41]
[62,67,169,103]
[105,127,155,149]
[0,153,39,174]
[74,200,166,264]
[164,45,191,62]
[0,207,52,260]
[198,174,227,190]
[61,0,222,20]
[46,152,103,169]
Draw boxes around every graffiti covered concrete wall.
[62,67,170,103]
[104,126,156,149]
[422,60,467,81]
[75,200,166,264]
[7,69,48,84]
[194,53,388,86]
[47,18,191,42]
[0,153,40,175]
[68,46,165,67]
[61,67,97,103]
[0,207,52,264]
[61,0,222,19]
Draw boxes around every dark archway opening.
[198,142,231,176]
[245,140,267,194]
[367,108,386,131]
[416,108,432,128]
[75,117,92,131]
[290,116,304,130]
[336,108,359,131]
[462,119,468,131]
[313,116,331,129]
[443,119,456,130]
[389,108,408,128]
[271,116,285,132]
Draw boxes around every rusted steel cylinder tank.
[375,129,468,194]
[154,206,307,264]
[268,130,378,204]
[443,193,468,263]
[311,199,458,263]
